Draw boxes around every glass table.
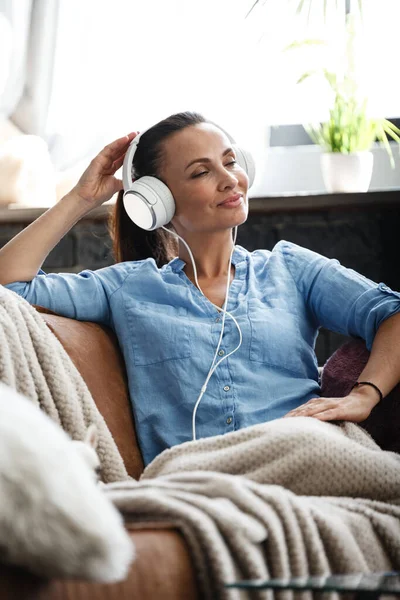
[226,572,400,599]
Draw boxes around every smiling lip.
[218,193,243,208]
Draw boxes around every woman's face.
[159,123,249,235]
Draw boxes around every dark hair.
[109,111,206,266]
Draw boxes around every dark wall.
[238,204,400,365]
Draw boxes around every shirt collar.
[168,245,247,273]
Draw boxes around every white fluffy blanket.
[0,285,127,483]
[106,417,400,600]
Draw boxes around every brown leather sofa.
[0,309,398,599]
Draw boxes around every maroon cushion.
[321,339,400,454]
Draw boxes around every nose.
[217,165,239,191]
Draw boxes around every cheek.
[238,169,249,191]
[173,182,212,214]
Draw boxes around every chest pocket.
[248,299,304,375]
[126,300,192,366]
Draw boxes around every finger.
[113,177,124,192]
[311,409,343,421]
[283,411,310,418]
[102,134,140,173]
[102,152,128,174]
[111,132,138,148]
[283,407,307,418]
[112,154,125,172]
[100,132,139,162]
[302,397,327,406]
[284,399,324,413]
[127,131,139,140]
[284,401,336,418]
[284,406,340,420]
[108,131,141,171]
[94,147,129,173]
[300,405,334,417]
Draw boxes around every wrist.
[61,189,96,218]
[350,381,383,406]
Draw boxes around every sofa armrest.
[35,307,144,479]
[0,526,199,600]
[321,338,400,453]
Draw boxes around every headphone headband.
[122,127,148,190]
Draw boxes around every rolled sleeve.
[280,240,400,350]
[4,265,127,325]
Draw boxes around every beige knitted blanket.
[106,416,400,600]
[0,285,128,483]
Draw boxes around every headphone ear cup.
[123,176,175,231]
[232,145,256,188]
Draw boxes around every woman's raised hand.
[72,132,139,208]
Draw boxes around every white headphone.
[122,122,256,230]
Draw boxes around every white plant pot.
[320,151,374,193]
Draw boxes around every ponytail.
[109,190,176,267]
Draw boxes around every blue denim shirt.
[6,240,400,466]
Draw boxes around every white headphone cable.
[161,226,243,441]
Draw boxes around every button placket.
[211,252,244,428]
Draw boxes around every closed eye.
[192,161,237,178]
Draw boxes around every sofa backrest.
[36,308,144,479]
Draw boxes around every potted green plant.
[296,16,400,192]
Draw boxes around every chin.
[232,216,247,230]
[233,203,249,227]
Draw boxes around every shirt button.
[223,385,230,392]
[218,349,225,356]
[226,416,233,424]
[215,317,220,323]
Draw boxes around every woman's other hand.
[72,132,139,208]
[283,386,381,423]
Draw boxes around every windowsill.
[249,143,400,196]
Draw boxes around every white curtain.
[0,0,59,133]
[1,0,399,173]
[0,0,33,119]
[11,0,60,136]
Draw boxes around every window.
[45,0,264,166]
[246,0,400,127]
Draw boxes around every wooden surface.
[1,189,399,223]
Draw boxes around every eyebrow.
[184,147,233,171]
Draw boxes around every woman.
[1,111,400,467]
